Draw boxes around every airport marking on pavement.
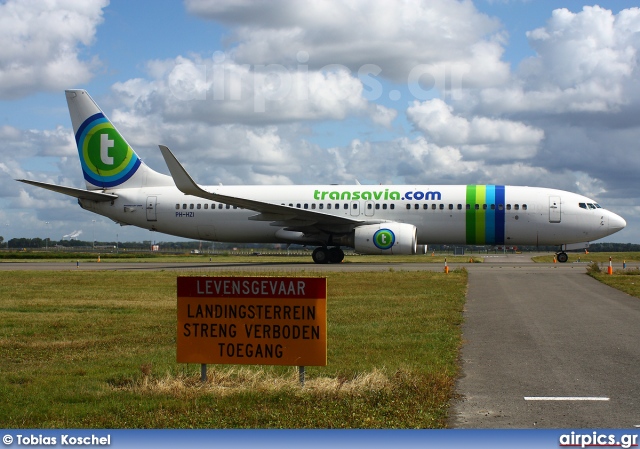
[524,397,610,401]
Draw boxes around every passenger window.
[482,204,487,210]
[457,204,462,210]
[304,204,308,209]
[352,204,357,209]
[375,204,380,210]
[327,204,332,210]
[344,204,348,210]
[522,204,528,211]
[506,204,511,210]
[475,204,480,210]
[514,204,520,210]
[490,204,495,210]
[390,204,395,210]
[466,204,470,210]
[383,204,388,210]
[233,206,237,209]
[204,204,208,210]
[439,204,444,210]
[289,203,293,207]
[190,204,194,209]
[311,204,316,209]
[197,204,201,209]
[319,204,323,210]
[415,204,420,210]
[498,204,504,210]
[423,204,429,210]
[175,204,180,209]
[367,203,372,209]
[296,203,301,208]
[226,204,231,209]
[183,204,187,209]
[449,204,453,210]
[432,204,437,210]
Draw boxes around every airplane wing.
[17,179,118,202]
[158,145,372,232]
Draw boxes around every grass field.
[587,263,640,299]
[0,269,467,428]
[532,252,640,264]
[0,251,480,264]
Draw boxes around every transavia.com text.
[4,434,111,446]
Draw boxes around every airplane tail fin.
[66,89,170,190]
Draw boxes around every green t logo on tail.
[76,113,141,188]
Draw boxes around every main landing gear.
[556,252,569,263]
[312,246,345,264]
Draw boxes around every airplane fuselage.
[79,184,622,247]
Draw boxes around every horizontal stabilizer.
[17,179,118,202]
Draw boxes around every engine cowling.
[352,223,417,255]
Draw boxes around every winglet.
[158,145,215,200]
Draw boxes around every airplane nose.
[609,212,626,232]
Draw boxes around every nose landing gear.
[556,252,569,263]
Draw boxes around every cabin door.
[549,196,561,223]
[146,196,157,221]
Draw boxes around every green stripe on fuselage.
[466,185,476,244]
[475,185,486,244]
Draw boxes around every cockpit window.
[594,203,602,208]
[587,203,596,210]
[579,203,587,209]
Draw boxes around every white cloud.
[109,54,397,130]
[407,99,544,161]
[473,6,640,115]
[0,0,107,99]
[185,0,510,88]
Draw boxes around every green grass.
[0,269,467,428]
[532,252,640,264]
[0,251,480,264]
[588,266,640,299]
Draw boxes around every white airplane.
[18,90,626,264]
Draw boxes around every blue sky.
[1,0,639,244]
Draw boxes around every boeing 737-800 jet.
[18,90,626,264]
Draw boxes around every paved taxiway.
[2,255,639,428]
[452,256,640,428]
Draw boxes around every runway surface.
[2,255,639,428]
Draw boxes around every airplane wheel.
[328,247,344,264]
[557,252,569,263]
[312,247,329,264]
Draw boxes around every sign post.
[177,277,327,377]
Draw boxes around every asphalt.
[450,257,640,428]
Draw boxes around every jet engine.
[349,223,417,255]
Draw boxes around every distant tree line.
[0,237,286,251]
